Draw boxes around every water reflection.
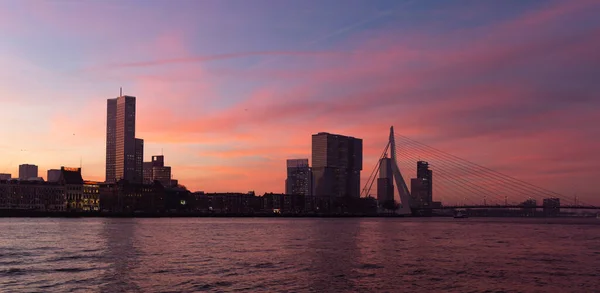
[2,217,600,292]
[99,219,142,293]
[305,219,362,292]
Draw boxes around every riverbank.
[0,210,595,218]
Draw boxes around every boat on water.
[454,211,468,218]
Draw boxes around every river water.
[1,218,599,292]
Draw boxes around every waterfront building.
[543,198,560,216]
[0,179,65,211]
[285,159,312,196]
[311,132,363,198]
[99,180,165,213]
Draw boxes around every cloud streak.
[93,51,343,70]
[1,0,599,203]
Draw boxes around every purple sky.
[0,0,599,203]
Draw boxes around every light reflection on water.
[1,217,599,292]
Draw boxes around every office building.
[377,157,394,204]
[19,164,38,180]
[47,169,61,182]
[285,159,312,196]
[105,94,144,183]
[134,138,144,184]
[143,155,172,187]
[311,132,362,198]
[0,173,11,180]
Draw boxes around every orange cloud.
[10,0,599,205]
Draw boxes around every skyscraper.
[19,164,38,180]
[134,138,144,184]
[377,157,394,204]
[311,132,362,198]
[410,161,433,207]
[105,94,144,183]
[285,159,312,196]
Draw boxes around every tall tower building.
[377,157,394,204]
[410,161,433,207]
[311,132,362,198]
[19,164,38,180]
[134,138,144,184]
[285,159,312,196]
[105,94,144,183]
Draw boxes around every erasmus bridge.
[361,127,599,215]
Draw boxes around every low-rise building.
[60,167,85,211]
[82,181,100,211]
[262,193,305,214]
[99,180,165,213]
[0,179,65,211]
[204,192,258,214]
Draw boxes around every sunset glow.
[1,0,599,202]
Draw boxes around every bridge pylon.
[389,126,412,215]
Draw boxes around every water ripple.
[0,217,599,292]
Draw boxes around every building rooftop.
[313,132,359,139]
[61,167,84,184]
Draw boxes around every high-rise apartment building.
[377,157,394,204]
[311,132,362,198]
[143,155,172,187]
[19,164,38,180]
[105,94,144,183]
[285,159,312,196]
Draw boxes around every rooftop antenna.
[120,87,122,96]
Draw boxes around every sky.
[0,0,599,203]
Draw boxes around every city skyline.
[1,0,599,202]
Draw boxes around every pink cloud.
[23,0,600,204]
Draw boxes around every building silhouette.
[105,94,144,183]
[543,198,560,216]
[311,132,362,198]
[377,157,394,205]
[19,164,38,180]
[47,169,61,182]
[143,155,172,187]
[410,161,433,208]
[0,173,11,180]
[285,159,312,196]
